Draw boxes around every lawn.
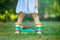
[0,21,60,40]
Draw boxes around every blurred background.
[0,0,60,22]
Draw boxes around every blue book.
[21,29,35,32]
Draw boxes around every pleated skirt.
[16,0,38,14]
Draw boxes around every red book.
[23,26,33,28]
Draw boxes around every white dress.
[16,0,38,14]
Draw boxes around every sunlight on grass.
[0,21,60,40]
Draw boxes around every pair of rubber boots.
[15,24,42,34]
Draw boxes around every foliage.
[0,0,60,21]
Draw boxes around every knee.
[20,12,25,17]
[32,13,37,17]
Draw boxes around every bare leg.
[32,13,42,34]
[16,12,25,24]
[32,13,41,24]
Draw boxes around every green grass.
[0,21,60,40]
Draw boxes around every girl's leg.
[15,12,25,34]
[32,13,42,34]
